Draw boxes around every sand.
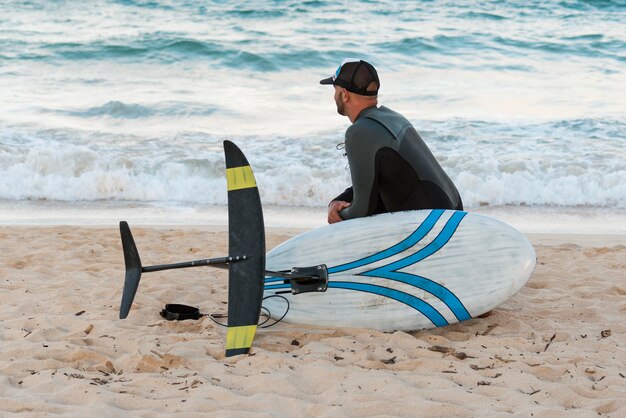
[0,225,624,417]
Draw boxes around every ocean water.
[1,0,625,230]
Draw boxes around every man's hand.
[328,200,351,224]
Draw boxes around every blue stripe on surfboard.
[361,211,471,321]
[327,209,445,274]
[263,281,448,327]
[264,209,445,284]
[264,277,286,284]
[361,271,470,322]
[264,283,291,291]
[372,211,468,270]
[327,282,449,327]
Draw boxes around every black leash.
[160,304,204,321]
[159,294,290,328]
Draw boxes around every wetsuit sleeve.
[331,187,353,204]
[338,122,383,220]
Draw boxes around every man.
[320,59,463,224]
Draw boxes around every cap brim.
[319,77,334,85]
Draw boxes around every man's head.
[321,59,380,121]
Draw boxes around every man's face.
[334,85,345,116]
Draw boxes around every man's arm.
[338,123,382,220]
[332,187,353,203]
[327,187,353,224]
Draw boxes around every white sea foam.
[1,123,624,209]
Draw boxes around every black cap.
[320,59,379,96]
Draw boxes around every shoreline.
[1,200,626,235]
[1,224,624,247]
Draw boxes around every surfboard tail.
[223,140,266,357]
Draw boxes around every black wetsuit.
[333,105,463,220]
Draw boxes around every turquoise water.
[1,0,625,212]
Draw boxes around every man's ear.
[341,88,349,102]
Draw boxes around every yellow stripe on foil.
[226,166,256,191]
[226,325,258,350]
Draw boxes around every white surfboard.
[263,210,535,331]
